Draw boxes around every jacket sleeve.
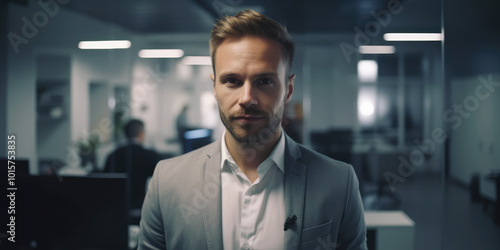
[138,163,166,249]
[336,166,367,250]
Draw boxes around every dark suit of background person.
[176,105,189,151]
[104,119,160,210]
[139,9,366,250]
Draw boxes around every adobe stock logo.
[7,0,71,54]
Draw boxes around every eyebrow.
[254,72,279,78]
[218,72,279,79]
[218,73,241,79]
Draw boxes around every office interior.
[1,0,499,249]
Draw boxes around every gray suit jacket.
[139,135,367,250]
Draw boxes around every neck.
[225,127,282,172]
[128,138,142,145]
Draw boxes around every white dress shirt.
[221,130,286,250]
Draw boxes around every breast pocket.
[300,220,332,243]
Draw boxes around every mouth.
[232,115,264,123]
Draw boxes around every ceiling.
[8,0,500,35]
[51,0,443,34]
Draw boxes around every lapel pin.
[284,215,297,231]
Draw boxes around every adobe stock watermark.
[385,74,500,191]
[339,0,412,64]
[7,0,71,54]
[212,0,243,17]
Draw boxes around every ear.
[285,74,295,104]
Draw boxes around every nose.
[239,82,258,108]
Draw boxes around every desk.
[486,172,500,224]
[365,211,415,250]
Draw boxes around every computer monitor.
[183,128,213,153]
[14,174,128,250]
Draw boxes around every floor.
[366,173,500,250]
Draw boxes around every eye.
[256,78,275,86]
[222,77,242,86]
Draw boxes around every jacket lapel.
[283,135,307,250]
[201,140,223,250]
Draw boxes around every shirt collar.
[220,130,285,174]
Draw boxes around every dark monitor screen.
[183,128,213,153]
[13,174,128,250]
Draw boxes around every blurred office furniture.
[470,173,482,201]
[365,211,415,250]
[182,128,213,153]
[362,146,402,210]
[485,171,500,224]
[39,158,66,176]
[16,174,128,250]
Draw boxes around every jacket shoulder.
[297,143,353,173]
[154,140,219,175]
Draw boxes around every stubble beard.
[218,104,284,148]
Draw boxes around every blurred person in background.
[176,104,190,150]
[104,119,160,209]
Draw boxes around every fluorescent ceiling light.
[359,45,396,54]
[78,40,131,49]
[383,33,443,41]
[182,56,212,65]
[138,49,184,58]
[357,60,378,83]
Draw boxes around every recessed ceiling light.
[78,40,131,49]
[383,33,443,41]
[359,45,396,54]
[182,56,211,65]
[138,49,184,58]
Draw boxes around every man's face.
[211,36,294,145]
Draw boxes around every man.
[104,119,160,210]
[139,10,367,250]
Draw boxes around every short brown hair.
[210,9,295,77]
